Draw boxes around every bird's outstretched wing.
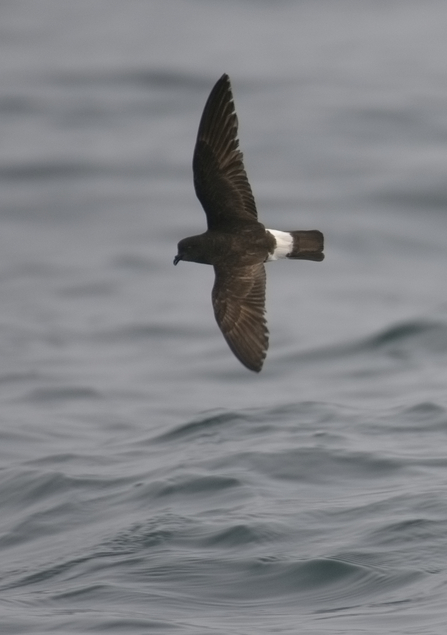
[212,263,268,372]
[193,74,258,230]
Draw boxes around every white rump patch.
[266,229,293,261]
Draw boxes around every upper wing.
[212,263,268,372]
[193,74,258,230]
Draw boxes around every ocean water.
[1,1,447,633]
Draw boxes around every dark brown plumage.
[174,74,324,372]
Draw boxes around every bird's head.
[173,235,210,265]
[173,238,189,265]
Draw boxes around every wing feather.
[212,263,268,372]
[193,74,258,230]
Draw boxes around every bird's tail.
[287,230,324,261]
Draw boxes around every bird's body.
[174,74,324,372]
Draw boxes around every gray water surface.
[1,1,447,633]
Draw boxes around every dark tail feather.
[287,230,324,261]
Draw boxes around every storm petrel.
[174,74,324,372]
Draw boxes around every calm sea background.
[1,1,447,633]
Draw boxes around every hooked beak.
[173,255,181,266]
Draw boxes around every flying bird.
[174,74,324,372]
